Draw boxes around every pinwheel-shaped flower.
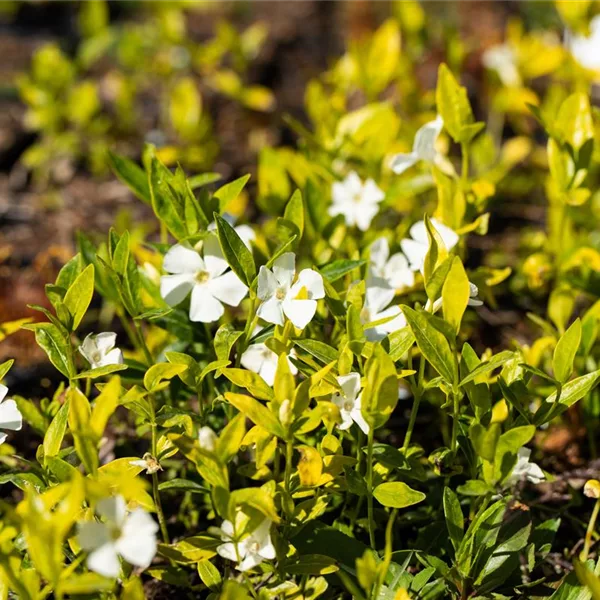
[400,218,459,273]
[257,252,324,330]
[331,372,369,435]
[329,172,385,231]
[211,514,276,572]
[79,333,123,369]
[0,385,22,446]
[77,496,158,578]
[505,448,545,486]
[391,116,444,175]
[160,237,248,323]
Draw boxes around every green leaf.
[387,326,415,361]
[30,323,74,378]
[58,573,114,595]
[214,324,243,368]
[214,175,250,212]
[459,350,515,386]
[366,19,401,96]
[90,376,121,438]
[221,368,274,401]
[553,319,581,384]
[401,305,457,384]
[319,259,365,283]
[294,339,339,365]
[197,560,221,592]
[361,344,398,429]
[373,481,426,508]
[214,213,256,287]
[0,359,14,381]
[144,363,188,392]
[149,157,187,240]
[68,387,98,474]
[225,392,285,439]
[43,398,70,459]
[107,150,151,204]
[73,363,128,380]
[573,559,600,599]
[443,486,464,553]
[284,554,339,575]
[442,257,470,334]
[545,369,600,406]
[158,479,210,494]
[435,63,474,143]
[283,189,304,239]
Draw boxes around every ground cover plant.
[3,1,600,599]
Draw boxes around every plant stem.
[581,498,600,561]
[366,428,376,548]
[150,420,169,544]
[460,142,469,183]
[450,389,460,453]
[134,320,153,366]
[284,439,294,496]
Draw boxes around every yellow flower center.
[343,400,354,412]
[275,287,287,300]
[91,351,102,364]
[195,270,210,284]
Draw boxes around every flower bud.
[584,479,600,499]
[278,399,293,428]
[198,426,218,452]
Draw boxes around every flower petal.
[413,116,443,161]
[391,152,418,174]
[400,239,427,272]
[117,510,158,569]
[289,269,324,300]
[189,286,224,323]
[273,252,295,289]
[87,543,121,578]
[351,404,370,435]
[203,234,229,278]
[238,551,264,572]
[257,266,279,301]
[208,271,248,307]
[163,244,204,275]
[77,521,111,552]
[234,224,255,249]
[97,496,127,526]
[354,202,380,232]
[369,238,389,272]
[160,273,194,307]
[362,179,385,205]
[282,298,317,330]
[100,348,124,367]
[0,384,7,403]
[94,332,117,354]
[0,399,22,431]
[257,296,285,326]
[337,373,361,403]
[217,542,239,562]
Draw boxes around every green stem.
[150,401,169,544]
[581,498,600,562]
[366,428,376,549]
[284,439,294,496]
[460,142,469,183]
[403,354,426,450]
[134,320,153,366]
[450,389,460,453]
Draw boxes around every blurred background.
[0,1,591,385]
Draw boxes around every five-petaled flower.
[401,218,459,273]
[210,513,276,572]
[79,332,123,369]
[160,237,248,323]
[361,286,406,342]
[257,252,324,330]
[0,385,22,446]
[77,495,158,578]
[391,116,444,175]
[368,237,415,298]
[329,172,385,231]
[505,448,545,487]
[241,343,298,386]
[331,372,369,435]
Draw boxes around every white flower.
[361,287,407,342]
[129,453,161,474]
[198,426,218,452]
[329,172,385,231]
[211,514,276,572]
[160,237,248,323]
[77,496,158,578]
[428,281,483,313]
[257,252,324,330]
[391,116,444,175]
[331,373,369,435]
[400,218,459,273]
[0,385,22,446]
[482,44,521,87]
[241,344,298,386]
[505,448,545,487]
[368,238,415,297]
[79,332,123,369]
[208,214,255,250]
[568,15,600,71]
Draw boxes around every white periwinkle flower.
[368,237,415,296]
[77,496,158,578]
[505,448,545,487]
[207,214,255,250]
[468,282,483,307]
[198,426,218,452]
[331,372,369,435]
[160,237,248,323]
[0,385,22,446]
[241,344,298,386]
[482,44,521,87]
[79,332,123,369]
[329,172,385,231]
[400,218,459,273]
[211,514,276,572]
[361,287,407,342]
[257,252,324,330]
[568,15,600,71]
[391,115,444,175]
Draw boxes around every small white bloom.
[77,496,158,578]
[160,237,248,323]
[482,44,521,86]
[468,282,483,307]
[368,238,415,297]
[505,448,545,487]
[568,15,600,71]
[331,373,369,435]
[0,385,22,446]
[198,426,218,452]
[400,218,459,273]
[391,116,444,175]
[361,286,407,342]
[208,214,255,250]
[278,398,293,428]
[129,453,161,475]
[329,172,385,231]
[241,344,298,386]
[257,252,324,330]
[210,514,276,572]
[79,332,123,369]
